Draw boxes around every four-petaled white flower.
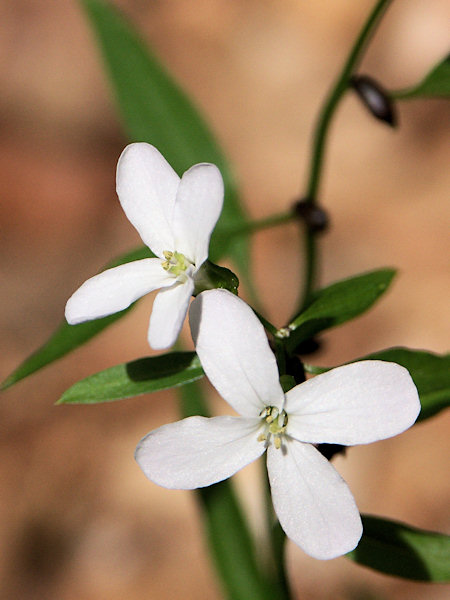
[65,143,224,349]
[135,289,420,560]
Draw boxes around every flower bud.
[193,260,239,296]
[351,74,397,127]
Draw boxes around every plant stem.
[306,0,393,201]
[252,310,278,337]
[229,211,295,237]
[261,461,292,599]
[260,342,298,599]
[300,229,316,312]
[298,0,394,312]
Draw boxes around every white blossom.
[65,143,224,349]
[135,289,420,560]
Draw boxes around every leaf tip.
[0,370,19,391]
[0,378,12,391]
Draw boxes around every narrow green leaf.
[57,352,203,404]
[1,247,153,390]
[393,55,450,99]
[348,515,450,582]
[2,0,256,391]
[79,0,249,267]
[199,481,283,600]
[285,268,396,353]
[179,381,278,600]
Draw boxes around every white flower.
[135,289,420,560]
[65,143,224,349]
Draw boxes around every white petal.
[267,439,362,560]
[65,259,172,324]
[135,415,264,489]
[172,163,224,266]
[116,143,180,257]
[189,290,284,417]
[148,277,194,349]
[285,361,420,445]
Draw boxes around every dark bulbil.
[351,74,397,127]
[293,200,329,233]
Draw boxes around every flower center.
[161,250,192,278]
[257,406,288,449]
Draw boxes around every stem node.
[293,199,329,233]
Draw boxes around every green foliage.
[198,481,283,600]
[2,0,447,597]
[57,352,203,404]
[285,269,396,353]
[361,348,450,421]
[348,515,450,582]
[193,260,240,296]
[2,0,254,390]
[1,247,153,390]
[79,0,248,267]
[179,381,280,600]
[393,55,450,99]
[304,347,450,422]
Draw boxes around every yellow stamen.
[258,405,288,450]
[161,250,191,277]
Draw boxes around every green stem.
[180,381,278,600]
[299,230,316,312]
[260,343,297,598]
[252,310,278,337]
[229,211,294,237]
[262,461,292,599]
[252,312,292,377]
[299,0,393,311]
[306,0,393,201]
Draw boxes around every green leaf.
[57,352,203,404]
[348,515,450,582]
[304,347,450,422]
[360,348,450,421]
[393,55,450,99]
[79,0,249,267]
[1,247,153,390]
[179,381,279,600]
[285,268,396,354]
[199,481,283,600]
[2,0,257,391]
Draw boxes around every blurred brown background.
[1,1,449,599]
